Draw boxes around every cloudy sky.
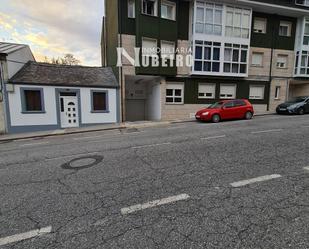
[0,0,104,66]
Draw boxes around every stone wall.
[269,79,289,112]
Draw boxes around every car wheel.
[298,108,305,115]
[245,111,253,120]
[212,114,220,123]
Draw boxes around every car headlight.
[202,112,209,116]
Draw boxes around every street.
[0,115,309,249]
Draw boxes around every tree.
[47,54,81,66]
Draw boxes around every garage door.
[126,99,145,121]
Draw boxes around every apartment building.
[102,0,309,121]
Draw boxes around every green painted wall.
[166,77,270,106]
[251,12,296,50]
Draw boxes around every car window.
[224,101,234,108]
[234,100,246,107]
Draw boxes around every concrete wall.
[146,82,161,120]
[177,40,190,76]
[0,103,5,134]
[7,84,117,129]
[7,47,35,79]
[269,79,289,112]
[290,83,309,97]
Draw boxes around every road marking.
[304,166,309,171]
[20,142,49,147]
[132,142,171,149]
[303,125,309,128]
[45,151,101,161]
[201,135,226,140]
[251,129,283,134]
[230,174,282,187]
[121,194,190,215]
[0,226,52,246]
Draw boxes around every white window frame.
[128,0,135,18]
[194,40,221,72]
[303,18,309,45]
[198,83,216,99]
[223,43,248,74]
[225,6,251,39]
[220,84,236,99]
[165,82,184,104]
[279,21,292,37]
[195,2,223,35]
[161,0,176,21]
[142,37,158,57]
[142,0,158,16]
[249,85,265,100]
[295,0,309,7]
[253,17,267,34]
[276,54,288,69]
[251,52,263,67]
[161,40,175,60]
[275,86,281,100]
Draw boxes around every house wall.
[146,82,161,120]
[290,83,309,97]
[7,47,35,78]
[0,104,5,134]
[6,84,117,133]
[269,78,289,112]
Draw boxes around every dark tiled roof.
[10,61,119,88]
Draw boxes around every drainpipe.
[0,54,8,133]
[118,0,124,123]
[268,16,277,112]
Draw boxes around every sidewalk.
[0,112,275,142]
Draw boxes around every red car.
[195,99,254,123]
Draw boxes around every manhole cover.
[61,155,103,170]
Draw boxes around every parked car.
[276,96,309,115]
[195,99,254,123]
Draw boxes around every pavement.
[0,114,308,248]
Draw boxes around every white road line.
[251,129,283,134]
[230,174,282,187]
[0,226,52,246]
[303,125,309,128]
[45,151,101,161]
[20,142,49,147]
[121,194,190,215]
[132,142,171,149]
[304,166,309,171]
[201,135,226,140]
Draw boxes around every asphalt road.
[0,114,309,249]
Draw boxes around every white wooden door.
[60,96,79,128]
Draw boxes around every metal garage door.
[125,99,145,121]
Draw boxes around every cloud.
[0,0,104,66]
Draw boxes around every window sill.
[165,103,184,105]
[276,67,288,70]
[251,65,263,68]
[91,110,110,114]
[198,97,215,100]
[21,111,46,114]
[161,17,176,22]
[141,13,158,18]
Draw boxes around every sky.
[0,0,104,66]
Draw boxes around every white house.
[0,42,35,134]
[5,61,119,133]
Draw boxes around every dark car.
[195,99,254,123]
[276,96,309,115]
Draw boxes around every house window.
[91,91,108,112]
[198,83,216,99]
[253,17,267,33]
[277,55,288,68]
[249,85,265,100]
[225,6,251,39]
[252,52,263,66]
[194,41,220,72]
[142,0,158,16]
[275,86,281,99]
[142,37,157,57]
[300,50,309,74]
[161,0,176,20]
[303,19,309,45]
[166,83,184,104]
[128,0,135,18]
[223,43,248,74]
[220,84,236,99]
[296,0,309,7]
[279,21,292,37]
[161,41,175,59]
[195,2,223,35]
[21,88,44,113]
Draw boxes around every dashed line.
[132,142,171,149]
[121,194,190,215]
[201,135,226,140]
[0,226,52,246]
[251,129,283,134]
[19,142,49,147]
[230,174,282,187]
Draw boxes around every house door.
[59,94,79,128]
